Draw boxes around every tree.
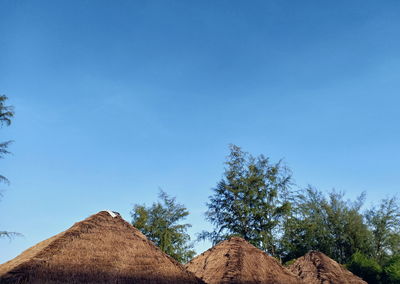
[366,197,400,264]
[0,95,17,239]
[200,145,292,256]
[383,254,400,284]
[347,253,400,284]
[131,190,195,263]
[347,251,382,284]
[0,95,14,184]
[280,187,373,263]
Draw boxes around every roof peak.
[187,236,300,284]
[104,210,120,218]
[228,236,246,241]
[0,211,203,284]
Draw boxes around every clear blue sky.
[1,0,400,263]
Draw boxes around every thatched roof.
[186,237,302,284]
[288,251,367,284]
[0,211,203,284]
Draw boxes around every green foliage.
[366,197,400,264]
[0,95,14,185]
[200,143,400,284]
[280,187,373,263]
[0,95,14,127]
[383,255,400,284]
[0,95,17,239]
[347,251,382,283]
[284,258,296,266]
[200,144,292,256]
[131,190,195,263]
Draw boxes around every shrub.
[347,251,382,283]
[383,255,400,284]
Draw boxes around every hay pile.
[288,251,367,284]
[0,211,203,284]
[186,236,302,284]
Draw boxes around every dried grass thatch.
[0,211,204,284]
[288,251,367,284]
[186,237,302,284]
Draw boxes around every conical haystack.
[186,237,302,284]
[288,251,367,284]
[0,211,203,284]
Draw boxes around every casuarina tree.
[366,196,400,264]
[280,187,372,263]
[0,95,17,238]
[131,190,195,263]
[199,144,292,256]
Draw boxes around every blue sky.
[1,0,400,263]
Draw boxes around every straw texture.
[288,251,367,284]
[186,237,302,284]
[0,211,203,284]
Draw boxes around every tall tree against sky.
[0,95,17,238]
[280,187,373,263]
[131,190,195,263]
[200,145,292,256]
[366,196,400,264]
[2,0,400,265]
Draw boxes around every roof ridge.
[220,243,243,282]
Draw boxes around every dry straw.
[288,251,367,284]
[186,236,302,284]
[0,211,203,284]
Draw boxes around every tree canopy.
[280,187,373,263]
[199,145,400,283]
[366,196,400,264]
[131,190,195,263]
[199,144,292,256]
[0,95,17,239]
[0,95,14,184]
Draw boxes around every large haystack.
[0,211,203,284]
[186,236,302,284]
[288,251,367,284]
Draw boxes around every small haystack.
[0,211,203,284]
[186,237,302,284]
[288,251,367,284]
